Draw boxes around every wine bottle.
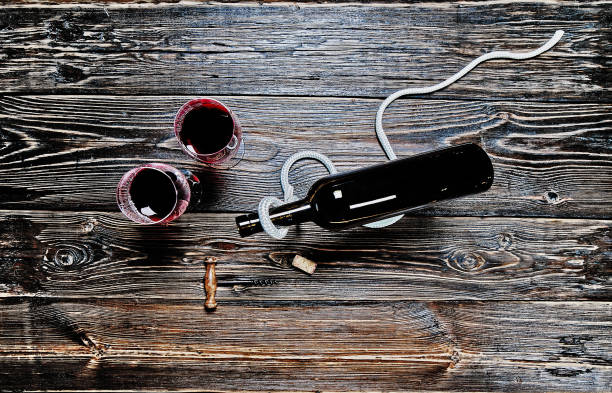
[235,143,494,237]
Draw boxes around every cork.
[292,255,317,275]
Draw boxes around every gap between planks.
[1,93,611,105]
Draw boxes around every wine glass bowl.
[174,98,243,167]
[116,163,198,225]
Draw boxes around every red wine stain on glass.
[116,163,201,225]
[174,98,244,168]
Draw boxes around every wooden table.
[1,1,610,391]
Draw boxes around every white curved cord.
[258,151,337,239]
[280,151,337,203]
[376,30,564,160]
[257,196,289,240]
[259,30,564,239]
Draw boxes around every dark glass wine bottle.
[236,143,494,237]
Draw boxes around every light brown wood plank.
[1,210,609,300]
[1,96,610,217]
[1,299,610,391]
[0,2,608,99]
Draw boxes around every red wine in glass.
[116,163,201,225]
[174,98,243,167]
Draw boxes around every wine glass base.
[180,169,203,209]
[208,137,246,170]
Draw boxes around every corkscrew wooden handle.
[204,257,217,310]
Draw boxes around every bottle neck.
[235,198,313,237]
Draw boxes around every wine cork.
[292,255,317,275]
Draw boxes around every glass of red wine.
[174,98,244,168]
[116,163,202,225]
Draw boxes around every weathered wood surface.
[1,96,610,217]
[1,0,610,391]
[1,300,610,391]
[1,210,609,301]
[0,2,609,100]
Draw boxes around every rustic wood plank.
[0,2,608,100]
[16,0,405,2]
[1,210,609,300]
[1,96,610,217]
[1,299,610,391]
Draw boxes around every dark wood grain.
[0,2,609,100]
[1,96,610,217]
[1,299,610,391]
[1,210,609,300]
[0,0,610,391]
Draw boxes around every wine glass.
[174,98,244,168]
[116,163,201,225]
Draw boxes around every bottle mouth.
[235,212,261,237]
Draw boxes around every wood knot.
[208,241,238,251]
[495,111,510,120]
[445,250,486,273]
[559,335,593,346]
[0,12,19,31]
[267,252,294,268]
[544,190,561,204]
[44,244,93,270]
[55,249,76,267]
[449,350,461,368]
[546,368,591,377]
[497,232,512,249]
[47,17,84,42]
[55,64,86,83]
[457,254,484,271]
[81,218,98,234]
[558,335,593,357]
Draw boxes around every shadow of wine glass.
[127,223,191,267]
[187,166,227,212]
